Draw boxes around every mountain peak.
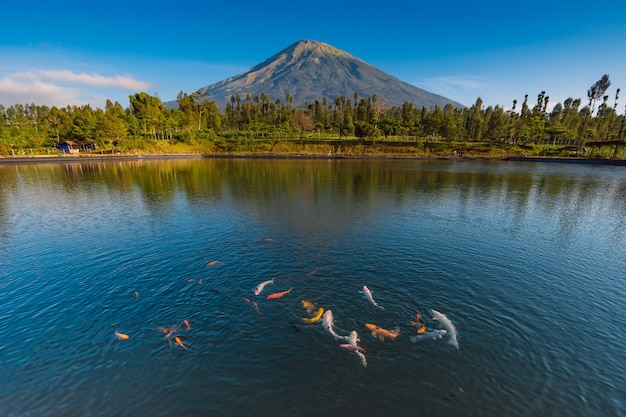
[186,41,463,109]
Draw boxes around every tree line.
[0,74,623,154]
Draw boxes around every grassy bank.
[3,136,624,160]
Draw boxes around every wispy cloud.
[413,75,502,107]
[0,69,152,107]
[16,70,151,90]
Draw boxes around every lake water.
[1,157,625,417]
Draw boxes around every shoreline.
[1,153,625,166]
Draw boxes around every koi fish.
[134,291,139,299]
[322,310,349,341]
[241,296,251,303]
[253,279,274,296]
[308,268,317,275]
[347,329,360,346]
[361,285,384,310]
[410,329,448,343]
[431,309,458,349]
[183,319,191,330]
[340,331,367,367]
[355,350,368,367]
[339,331,365,352]
[115,330,130,340]
[206,260,222,267]
[251,301,260,314]
[158,325,180,339]
[301,300,316,313]
[266,287,293,300]
[410,313,424,327]
[365,323,400,341]
[174,336,188,350]
[340,343,368,367]
[302,307,324,324]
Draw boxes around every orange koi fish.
[174,336,188,350]
[206,260,222,267]
[251,301,260,314]
[115,330,130,340]
[158,326,179,339]
[365,323,400,341]
[242,296,251,303]
[266,287,293,300]
[410,313,426,334]
[301,300,316,314]
[183,319,191,330]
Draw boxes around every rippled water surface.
[1,158,625,417]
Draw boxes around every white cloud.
[22,70,151,90]
[0,69,152,107]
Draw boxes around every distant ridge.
[168,40,464,109]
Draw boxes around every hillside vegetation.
[1,75,624,159]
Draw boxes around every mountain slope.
[173,40,464,109]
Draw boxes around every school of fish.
[112,255,459,369]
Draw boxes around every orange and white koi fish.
[301,300,316,313]
[183,319,191,330]
[253,279,274,296]
[365,323,400,341]
[115,330,130,340]
[266,287,293,300]
[302,307,324,324]
[206,260,222,267]
[174,336,188,350]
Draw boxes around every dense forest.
[1,74,624,158]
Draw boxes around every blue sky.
[1,0,625,111]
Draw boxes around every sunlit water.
[1,158,625,417]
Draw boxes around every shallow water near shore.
[1,158,625,417]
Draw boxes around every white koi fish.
[340,330,364,351]
[410,329,448,343]
[253,279,274,296]
[432,309,458,349]
[361,285,384,310]
[322,310,349,341]
[355,350,367,367]
[340,330,367,367]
